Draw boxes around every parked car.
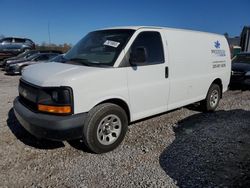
[0,37,35,60]
[5,53,60,74]
[14,26,231,153]
[0,50,38,67]
[19,54,66,74]
[230,52,250,88]
[0,50,62,67]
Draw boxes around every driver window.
[130,31,164,65]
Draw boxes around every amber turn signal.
[38,104,71,114]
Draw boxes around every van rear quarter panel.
[164,29,231,110]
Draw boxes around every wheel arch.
[211,78,223,98]
[94,98,131,123]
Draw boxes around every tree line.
[36,42,72,53]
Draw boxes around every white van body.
[22,26,231,121]
[14,26,231,153]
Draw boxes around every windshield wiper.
[68,58,111,67]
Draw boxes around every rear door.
[126,30,169,121]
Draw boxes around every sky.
[0,0,249,45]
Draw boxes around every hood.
[18,60,40,66]
[5,56,18,61]
[232,62,250,72]
[6,58,29,65]
[21,62,108,86]
[21,60,50,67]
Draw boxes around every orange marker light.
[38,104,71,114]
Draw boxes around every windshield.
[26,53,40,60]
[64,29,135,67]
[233,54,250,64]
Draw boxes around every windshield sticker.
[104,40,120,48]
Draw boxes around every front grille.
[19,95,37,111]
[19,79,38,111]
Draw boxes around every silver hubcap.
[97,114,122,145]
[210,90,219,108]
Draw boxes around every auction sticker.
[104,40,120,48]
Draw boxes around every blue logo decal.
[214,40,220,49]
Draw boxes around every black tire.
[201,83,221,112]
[83,103,128,154]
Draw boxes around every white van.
[14,26,231,153]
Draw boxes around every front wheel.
[201,83,221,112]
[83,103,128,153]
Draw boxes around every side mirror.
[130,47,147,64]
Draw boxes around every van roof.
[99,26,223,37]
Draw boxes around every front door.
[126,31,169,121]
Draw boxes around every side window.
[14,38,25,43]
[130,31,164,65]
[2,38,12,44]
[25,39,33,44]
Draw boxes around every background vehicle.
[230,52,250,88]
[0,37,35,60]
[1,50,63,68]
[14,26,231,153]
[0,50,38,67]
[18,54,66,74]
[5,53,60,74]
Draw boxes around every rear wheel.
[83,103,128,153]
[201,83,221,112]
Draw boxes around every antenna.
[48,21,51,45]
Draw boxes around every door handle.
[165,67,169,78]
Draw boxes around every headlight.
[8,64,19,70]
[37,87,73,115]
[245,71,250,76]
[9,63,19,67]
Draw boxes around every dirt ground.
[0,71,250,187]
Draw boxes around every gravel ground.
[0,70,250,187]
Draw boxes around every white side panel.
[164,30,231,110]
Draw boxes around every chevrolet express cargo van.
[14,26,231,153]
